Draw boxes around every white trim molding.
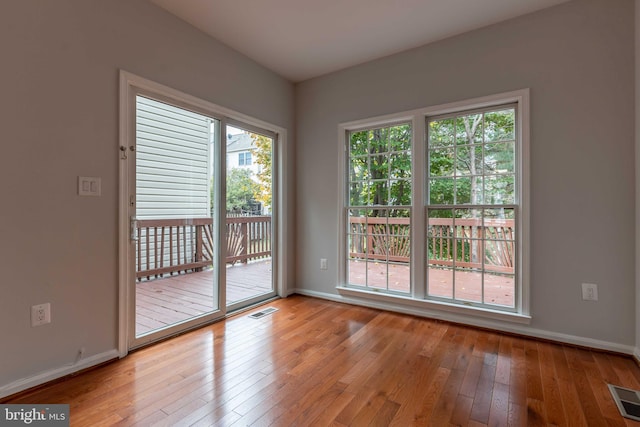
[292,288,636,356]
[0,350,119,400]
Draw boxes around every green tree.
[348,124,411,217]
[427,109,515,262]
[428,108,515,208]
[226,168,259,212]
[250,133,272,212]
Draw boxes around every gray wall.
[636,0,640,357]
[296,0,636,346]
[0,0,294,388]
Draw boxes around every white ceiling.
[150,0,569,82]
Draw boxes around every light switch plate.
[78,176,101,196]
[581,282,598,301]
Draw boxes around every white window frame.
[238,151,252,166]
[344,122,413,294]
[337,89,530,323]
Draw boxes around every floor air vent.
[608,384,640,421]
[248,307,278,319]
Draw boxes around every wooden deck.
[349,261,514,307]
[136,260,273,336]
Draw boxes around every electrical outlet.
[75,347,86,364]
[581,283,598,301]
[320,258,328,270]
[31,303,51,327]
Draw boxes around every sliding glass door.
[224,123,276,311]
[120,74,281,350]
[130,94,223,346]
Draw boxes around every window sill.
[336,286,531,325]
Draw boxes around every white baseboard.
[634,347,640,364]
[0,349,119,400]
[292,288,636,356]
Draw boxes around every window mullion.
[412,116,425,299]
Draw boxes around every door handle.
[130,216,138,242]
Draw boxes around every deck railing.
[136,216,271,280]
[349,216,514,274]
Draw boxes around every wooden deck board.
[136,260,273,335]
[348,261,514,307]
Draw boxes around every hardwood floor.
[8,296,640,426]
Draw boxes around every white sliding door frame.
[118,71,288,355]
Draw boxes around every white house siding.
[136,95,212,219]
[135,96,214,275]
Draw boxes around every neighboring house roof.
[227,133,253,153]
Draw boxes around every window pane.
[390,153,411,179]
[427,209,453,239]
[484,109,515,142]
[367,210,387,248]
[427,208,453,294]
[389,124,411,151]
[389,261,410,293]
[429,237,454,265]
[369,155,389,180]
[389,180,411,205]
[371,180,389,205]
[350,130,369,154]
[429,178,455,204]
[484,240,515,274]
[428,266,453,298]
[484,175,514,204]
[484,273,515,307]
[484,142,514,174]
[429,148,455,177]
[367,259,388,289]
[348,209,368,233]
[428,118,455,147]
[456,114,483,145]
[347,209,368,287]
[454,209,482,267]
[348,233,367,258]
[483,208,515,240]
[349,156,369,181]
[349,181,369,206]
[455,177,472,204]
[454,268,482,302]
[388,212,410,260]
[455,144,483,176]
[348,257,367,286]
[388,210,410,293]
[369,129,389,155]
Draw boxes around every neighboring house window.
[346,123,412,293]
[427,105,517,309]
[342,91,528,316]
[238,152,252,166]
